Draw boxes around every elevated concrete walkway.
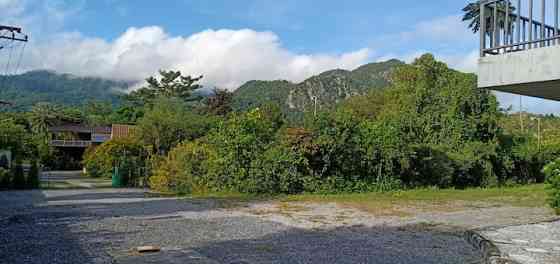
[479,45,560,101]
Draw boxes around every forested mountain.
[0,70,130,111]
[1,59,403,114]
[232,59,404,116]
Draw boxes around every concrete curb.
[464,230,521,264]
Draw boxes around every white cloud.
[22,27,371,90]
[400,14,472,43]
[438,50,479,73]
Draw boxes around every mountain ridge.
[232,59,405,115]
[1,59,405,114]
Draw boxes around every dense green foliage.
[148,54,560,199]
[543,159,560,214]
[83,137,147,185]
[127,70,203,105]
[2,54,560,206]
[136,97,217,155]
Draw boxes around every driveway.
[0,188,485,264]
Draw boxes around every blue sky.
[53,0,475,56]
[1,0,559,113]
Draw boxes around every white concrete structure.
[478,45,560,101]
[477,0,560,100]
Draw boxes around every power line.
[13,41,27,76]
[0,24,29,106]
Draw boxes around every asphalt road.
[0,187,484,264]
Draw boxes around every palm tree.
[463,1,516,35]
[28,103,81,135]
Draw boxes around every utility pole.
[538,117,541,152]
[519,96,524,133]
[311,96,318,117]
[0,25,28,107]
[0,25,28,45]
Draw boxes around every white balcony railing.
[50,140,92,148]
[480,0,560,56]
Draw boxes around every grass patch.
[282,184,547,214]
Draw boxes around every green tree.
[379,54,501,187]
[205,88,233,116]
[83,101,114,126]
[137,97,214,154]
[206,108,281,192]
[0,118,29,159]
[128,70,203,104]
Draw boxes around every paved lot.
[481,221,560,264]
[0,188,485,264]
[41,171,112,189]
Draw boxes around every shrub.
[0,168,10,189]
[206,108,280,192]
[150,141,217,194]
[403,144,454,188]
[83,137,147,185]
[543,158,560,214]
[247,145,308,194]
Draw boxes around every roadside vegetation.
[1,55,559,215]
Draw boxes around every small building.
[48,125,112,148]
[48,124,137,148]
[47,124,137,170]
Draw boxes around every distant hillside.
[0,70,130,111]
[232,59,404,117]
[1,59,404,114]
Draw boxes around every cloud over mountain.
[24,27,370,90]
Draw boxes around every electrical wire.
[13,41,26,76]
[1,40,15,90]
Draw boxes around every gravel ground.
[481,221,560,264]
[0,188,485,264]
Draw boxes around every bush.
[0,168,10,189]
[83,137,147,185]
[543,158,560,214]
[150,141,217,194]
[247,145,308,194]
[205,108,281,192]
